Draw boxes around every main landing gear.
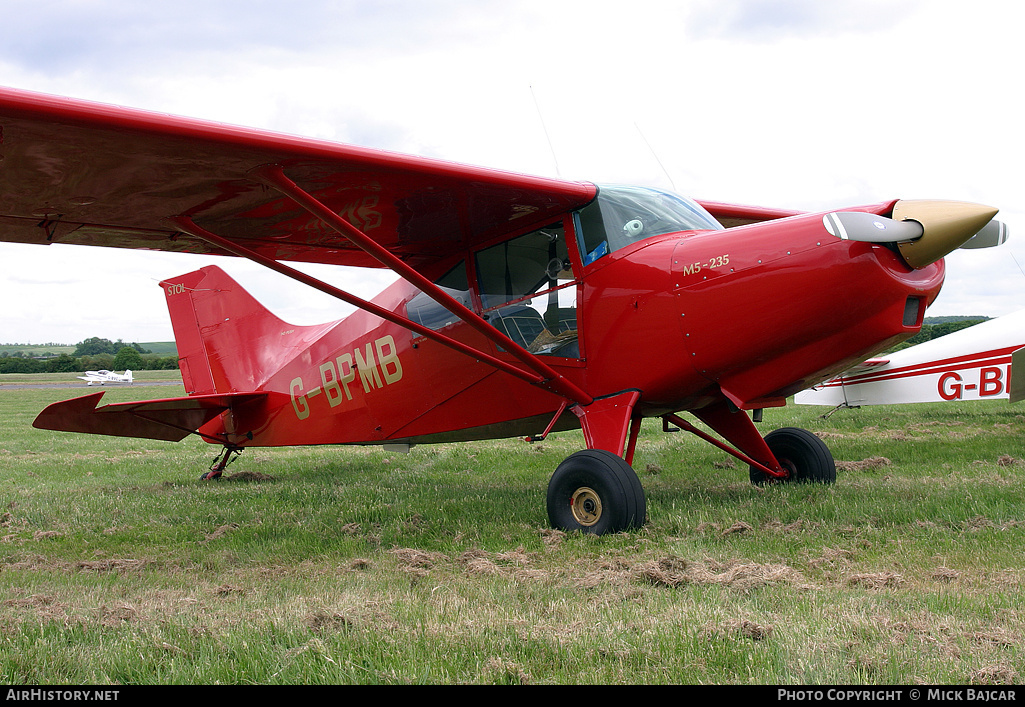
[544,400,836,535]
[749,427,836,485]
[546,449,646,534]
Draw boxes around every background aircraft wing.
[797,311,1025,406]
[0,87,596,271]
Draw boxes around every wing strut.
[169,171,592,407]
[250,164,591,405]
[168,216,561,394]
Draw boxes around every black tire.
[749,427,836,485]
[547,449,646,534]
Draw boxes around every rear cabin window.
[406,261,472,331]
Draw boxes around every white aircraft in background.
[796,309,1025,410]
[78,370,133,386]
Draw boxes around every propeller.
[823,200,1005,269]
[959,218,1009,249]
[822,211,923,243]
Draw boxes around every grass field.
[0,377,1022,684]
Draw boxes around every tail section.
[160,265,338,395]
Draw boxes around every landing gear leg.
[670,396,836,485]
[202,446,242,481]
[548,390,646,535]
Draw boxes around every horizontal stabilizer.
[33,391,267,442]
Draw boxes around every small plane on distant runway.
[78,370,133,386]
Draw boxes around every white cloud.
[0,0,1022,344]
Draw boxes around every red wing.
[696,201,804,228]
[33,391,267,442]
[0,87,596,270]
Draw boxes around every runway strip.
[0,381,183,390]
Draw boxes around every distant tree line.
[72,336,150,357]
[0,337,179,374]
[888,317,989,353]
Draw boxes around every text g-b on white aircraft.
[0,87,1010,535]
[797,302,1025,411]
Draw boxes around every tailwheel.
[202,446,243,481]
[749,427,836,485]
[547,449,646,535]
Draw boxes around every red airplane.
[0,87,1008,534]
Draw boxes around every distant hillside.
[0,341,177,357]
[889,316,990,352]
[0,344,75,357]
[923,315,992,325]
[140,342,178,356]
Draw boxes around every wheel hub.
[570,487,602,526]
[777,457,797,480]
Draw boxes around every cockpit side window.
[475,221,581,357]
[576,200,610,266]
[575,185,724,264]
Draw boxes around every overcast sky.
[0,0,1022,345]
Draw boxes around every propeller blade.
[822,211,924,243]
[959,218,1009,249]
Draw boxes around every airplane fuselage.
[186,206,944,450]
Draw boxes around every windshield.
[577,185,723,264]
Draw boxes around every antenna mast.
[530,86,561,177]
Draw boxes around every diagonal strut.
[248,163,593,405]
